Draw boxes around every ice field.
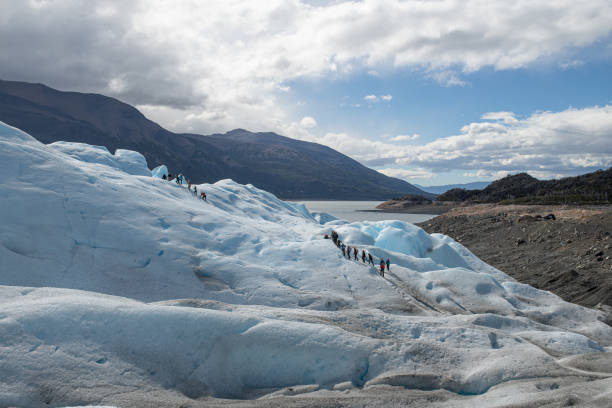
[1,121,612,407]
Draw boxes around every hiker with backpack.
[380,259,385,277]
[386,258,390,272]
[361,250,366,263]
[368,253,373,265]
[353,247,358,260]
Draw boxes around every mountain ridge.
[415,181,490,195]
[0,79,433,200]
[437,171,612,204]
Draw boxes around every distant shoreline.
[358,204,454,215]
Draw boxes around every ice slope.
[1,120,612,406]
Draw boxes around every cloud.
[2,1,611,135]
[378,168,434,180]
[299,116,317,128]
[390,134,419,142]
[429,71,468,87]
[284,105,612,180]
[364,94,392,103]
[480,111,519,124]
[560,60,585,70]
[396,105,612,176]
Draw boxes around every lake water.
[295,201,437,224]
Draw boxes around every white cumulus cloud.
[378,168,434,180]
[1,0,611,141]
[391,134,420,142]
[285,105,612,180]
[300,116,317,128]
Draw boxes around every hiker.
[341,243,346,257]
[176,174,181,185]
[331,231,338,245]
[200,192,207,201]
[361,250,366,263]
[386,258,390,271]
[353,247,358,260]
[188,180,192,190]
[380,259,385,277]
[193,186,197,197]
[347,245,351,259]
[368,253,373,265]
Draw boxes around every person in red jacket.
[200,192,207,201]
[380,259,385,277]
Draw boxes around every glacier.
[1,120,611,407]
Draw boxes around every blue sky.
[1,0,611,186]
[281,46,612,184]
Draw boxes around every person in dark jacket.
[386,258,390,271]
[353,247,358,260]
[368,253,373,265]
[361,249,366,263]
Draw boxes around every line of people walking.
[162,172,207,201]
[328,230,390,277]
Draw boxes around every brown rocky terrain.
[417,204,612,320]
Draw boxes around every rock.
[516,239,527,246]
[544,213,556,220]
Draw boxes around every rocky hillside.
[0,79,431,200]
[418,205,612,316]
[438,170,612,204]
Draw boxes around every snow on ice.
[0,120,611,407]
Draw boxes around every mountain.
[0,79,432,200]
[414,181,490,195]
[437,170,612,204]
[2,121,612,405]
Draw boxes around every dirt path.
[416,204,612,320]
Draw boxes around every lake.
[295,201,437,224]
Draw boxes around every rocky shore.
[417,204,612,320]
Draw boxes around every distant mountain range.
[414,181,490,195]
[0,79,432,200]
[437,171,612,204]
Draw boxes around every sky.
[1,0,612,186]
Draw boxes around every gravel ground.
[417,204,612,321]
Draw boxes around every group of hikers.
[162,172,207,201]
[327,231,390,277]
